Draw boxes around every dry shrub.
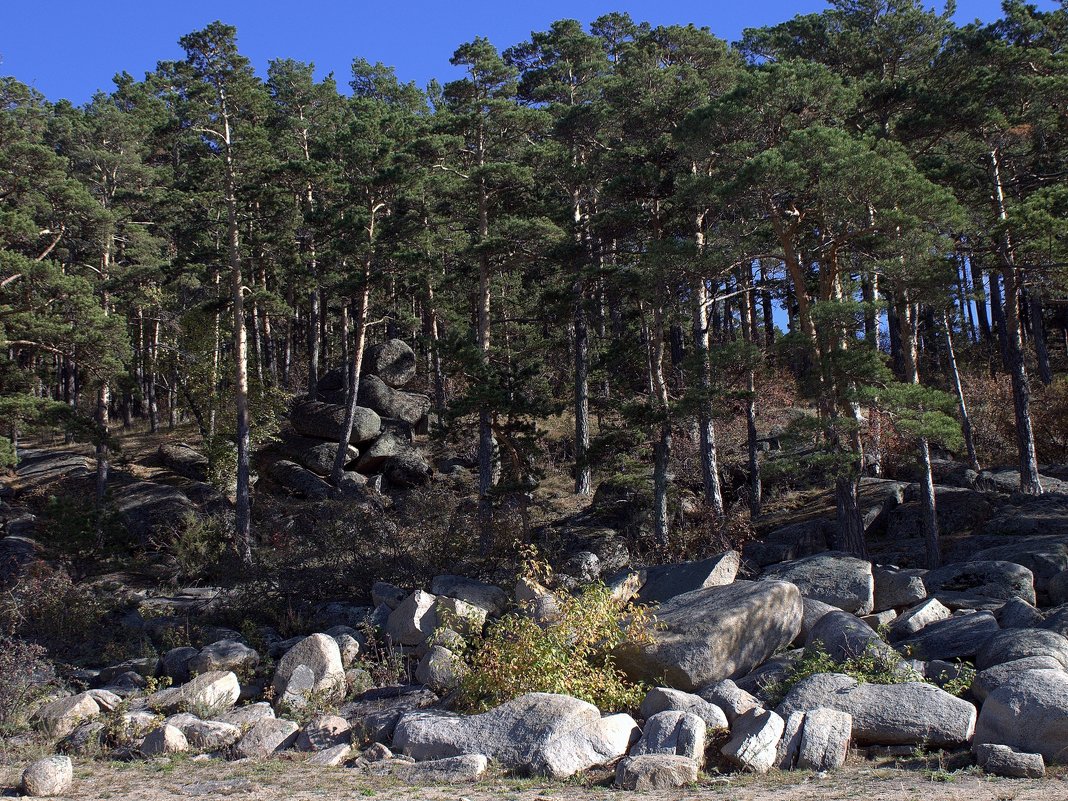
[0,635,55,733]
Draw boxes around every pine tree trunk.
[990,148,1043,495]
[833,474,867,558]
[651,303,672,545]
[942,310,980,472]
[760,261,775,346]
[970,258,992,343]
[989,269,1011,372]
[574,290,591,495]
[692,217,724,516]
[147,319,159,433]
[1027,289,1053,386]
[307,286,320,399]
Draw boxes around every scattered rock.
[896,611,999,661]
[142,724,189,756]
[272,634,346,711]
[698,679,762,726]
[371,581,406,609]
[341,685,439,744]
[392,753,488,784]
[806,610,901,665]
[234,718,300,759]
[386,590,439,646]
[383,451,433,488]
[182,719,242,752]
[393,693,639,778]
[614,580,802,691]
[796,708,851,771]
[873,566,927,612]
[888,598,951,642]
[355,431,409,474]
[973,743,1045,778]
[307,743,352,766]
[630,710,706,764]
[415,646,465,694]
[976,628,1068,671]
[21,756,73,797]
[515,578,561,625]
[34,693,100,738]
[218,703,275,728]
[429,576,508,616]
[189,639,260,676]
[639,687,728,732]
[923,560,1036,606]
[162,646,199,683]
[972,656,1066,702]
[296,714,351,752]
[637,551,740,604]
[778,673,975,747]
[433,596,486,637]
[158,442,209,482]
[762,552,874,615]
[995,597,1044,629]
[721,708,785,773]
[614,754,699,790]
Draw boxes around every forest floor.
[1,753,1065,801]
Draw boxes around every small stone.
[615,754,699,790]
[974,743,1045,778]
[392,753,488,783]
[233,718,300,759]
[306,744,352,766]
[721,708,785,773]
[296,714,351,752]
[21,756,73,797]
[142,724,189,756]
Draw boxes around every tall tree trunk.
[760,261,775,346]
[94,237,112,542]
[942,310,980,472]
[221,93,253,567]
[739,270,761,518]
[989,269,1010,372]
[651,303,672,546]
[691,216,724,516]
[147,319,160,433]
[1027,289,1053,386]
[970,258,992,343]
[990,148,1043,495]
[307,286,320,399]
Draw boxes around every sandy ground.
[1,754,1066,801]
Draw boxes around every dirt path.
[1,757,1065,801]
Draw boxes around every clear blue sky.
[0,0,1038,104]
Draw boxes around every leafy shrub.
[453,573,654,714]
[0,635,55,733]
[168,513,232,583]
[760,640,922,706]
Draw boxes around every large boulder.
[278,433,359,476]
[895,611,999,661]
[971,656,1066,702]
[386,590,439,646]
[363,339,417,388]
[698,680,761,726]
[973,743,1045,779]
[796,708,852,772]
[971,536,1068,599]
[637,551,740,604]
[806,610,900,666]
[777,673,976,747]
[974,669,1068,763]
[157,442,209,482]
[975,628,1068,671]
[922,560,1036,607]
[614,580,802,692]
[887,487,994,540]
[355,431,408,474]
[114,481,198,542]
[358,374,431,427]
[383,451,432,488]
[888,598,951,641]
[977,494,1068,539]
[762,552,874,615]
[291,400,381,446]
[233,718,300,759]
[272,634,346,711]
[391,754,489,783]
[188,639,259,676]
[269,460,332,500]
[393,693,639,778]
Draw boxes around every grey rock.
[189,640,260,676]
[358,374,431,427]
[888,598,952,642]
[306,743,352,766]
[21,756,72,797]
[614,580,803,692]
[340,685,438,744]
[896,611,999,661]
[637,551,740,604]
[296,714,351,752]
[515,578,561,625]
[777,673,975,747]
[386,590,439,646]
[639,687,727,732]
[974,669,1068,763]
[720,708,785,773]
[972,657,1065,702]
[269,459,332,500]
[799,597,838,644]
[354,431,409,473]
[614,754,699,790]
[34,693,100,738]
[806,610,901,665]
[383,450,433,488]
[181,719,242,752]
[234,718,300,759]
[371,581,406,609]
[776,711,805,770]
[697,679,761,726]
[797,708,851,771]
[335,634,361,668]
[995,597,1044,629]
[873,566,927,612]
[971,535,1068,598]
[744,519,831,568]
[392,692,639,778]
[762,552,874,614]
[291,400,381,446]
[429,575,508,616]
[363,339,417,388]
[162,646,199,684]
[630,710,706,764]
[277,433,358,476]
[861,609,898,630]
[392,753,488,784]
[976,627,1068,671]
[1050,569,1068,606]
[142,724,189,755]
[272,634,346,711]
[433,596,487,637]
[973,743,1045,778]
[415,646,465,694]
[158,442,208,481]
[923,560,1036,606]
[217,703,274,728]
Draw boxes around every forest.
[1,0,1067,578]
[5,2,1068,795]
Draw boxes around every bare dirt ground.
[1,754,1066,801]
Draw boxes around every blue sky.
[0,0,1041,104]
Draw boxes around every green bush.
[0,635,55,733]
[453,570,654,714]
